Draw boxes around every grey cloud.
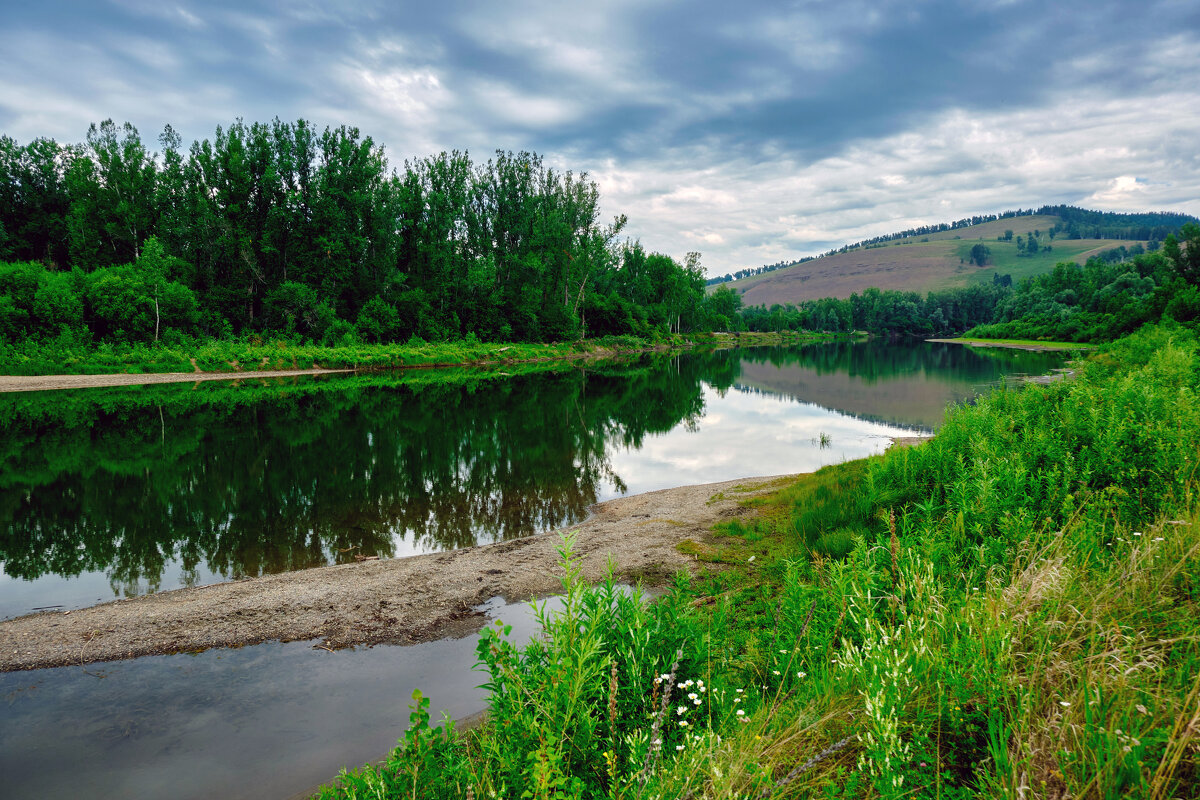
[1,0,1198,275]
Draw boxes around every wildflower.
[1059,701,1071,707]
[677,706,687,715]
[733,698,742,704]
[772,670,780,676]
[779,649,787,654]
[680,720,689,728]
[736,709,745,716]
[688,692,698,700]
[735,688,743,693]
[693,698,702,706]
[797,671,807,679]
[747,555,755,563]
[676,744,685,751]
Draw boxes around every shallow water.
[0,341,1067,619]
[0,594,545,800]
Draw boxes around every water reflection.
[0,342,1066,617]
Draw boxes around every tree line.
[737,284,1008,338]
[0,119,731,346]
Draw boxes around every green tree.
[1163,222,1200,286]
[68,121,158,267]
[969,243,992,266]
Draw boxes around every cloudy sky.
[2,0,1198,276]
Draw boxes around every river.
[0,340,1068,799]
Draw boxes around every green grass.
[959,239,1126,285]
[313,323,1200,800]
[0,330,843,377]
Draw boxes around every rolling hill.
[719,212,1170,307]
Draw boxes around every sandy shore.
[0,368,354,393]
[0,474,797,672]
[925,337,1093,352]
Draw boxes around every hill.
[719,208,1193,306]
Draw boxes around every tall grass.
[316,323,1200,799]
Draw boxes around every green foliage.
[969,242,991,266]
[739,284,1007,338]
[311,323,1200,799]
[1163,221,1200,286]
[1,123,720,357]
[966,251,1197,343]
[315,690,469,799]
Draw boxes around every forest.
[0,120,732,349]
[3,118,1199,359]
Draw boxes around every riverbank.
[0,366,357,393]
[0,473,802,672]
[307,324,1200,800]
[0,330,854,380]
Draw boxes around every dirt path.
[0,475,796,672]
[0,368,354,393]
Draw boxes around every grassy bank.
[0,330,851,376]
[315,323,1200,799]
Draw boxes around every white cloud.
[1085,176,1149,207]
[594,87,1200,275]
[470,81,583,129]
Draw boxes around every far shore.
[0,331,849,393]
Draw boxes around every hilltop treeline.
[0,120,733,346]
[1042,204,1194,241]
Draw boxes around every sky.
[2,0,1198,277]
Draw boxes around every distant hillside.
[716,207,1196,306]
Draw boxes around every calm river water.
[0,341,1067,799]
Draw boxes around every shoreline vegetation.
[304,322,1200,800]
[0,330,853,382]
